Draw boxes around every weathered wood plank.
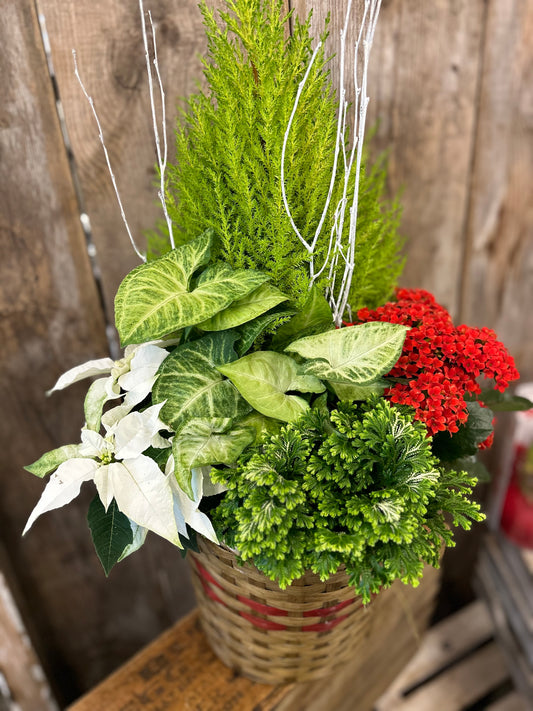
[486,691,530,711]
[380,642,508,711]
[460,0,533,380]
[289,0,486,318]
[0,1,197,705]
[375,599,494,709]
[37,0,225,315]
[0,554,58,711]
[68,563,440,711]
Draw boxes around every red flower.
[349,289,519,442]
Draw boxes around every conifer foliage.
[212,398,483,601]
[159,0,403,311]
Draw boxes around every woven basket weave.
[188,536,375,684]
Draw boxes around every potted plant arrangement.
[23,0,524,684]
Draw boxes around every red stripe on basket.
[200,577,226,606]
[238,611,288,631]
[194,560,224,590]
[302,614,350,632]
[237,595,288,617]
[302,597,358,617]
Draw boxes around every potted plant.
[23,0,524,684]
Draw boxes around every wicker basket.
[188,536,375,684]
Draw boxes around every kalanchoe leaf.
[478,388,533,412]
[285,322,408,384]
[272,286,334,351]
[218,351,325,423]
[153,332,251,432]
[87,496,134,577]
[432,401,494,461]
[115,231,268,346]
[199,283,289,331]
[24,445,86,478]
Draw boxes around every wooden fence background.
[1,0,532,706]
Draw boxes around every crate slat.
[375,598,493,707]
[377,641,508,711]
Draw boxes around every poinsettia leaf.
[115,231,268,346]
[23,458,98,534]
[272,286,334,351]
[153,332,251,431]
[218,351,324,423]
[172,418,255,498]
[87,496,134,576]
[46,357,114,395]
[236,310,295,356]
[478,388,533,412]
[104,456,182,546]
[24,445,86,478]
[117,522,148,562]
[432,402,494,461]
[84,377,111,431]
[286,322,408,384]
[329,379,388,401]
[199,283,289,331]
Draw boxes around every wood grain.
[0,553,58,711]
[37,0,224,316]
[459,0,533,380]
[0,2,196,705]
[289,0,486,318]
[68,563,440,711]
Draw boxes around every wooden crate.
[477,534,533,703]
[376,599,530,711]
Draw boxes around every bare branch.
[140,2,175,250]
[72,49,145,262]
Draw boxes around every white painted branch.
[140,3,175,250]
[72,50,145,262]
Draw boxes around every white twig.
[140,2,175,249]
[72,49,145,262]
[281,0,382,326]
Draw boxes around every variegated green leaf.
[218,351,325,423]
[153,332,251,431]
[199,283,289,331]
[172,418,255,497]
[115,231,268,346]
[286,322,408,384]
[24,445,87,478]
[329,379,388,401]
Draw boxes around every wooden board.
[37,0,228,316]
[0,2,197,705]
[67,563,440,711]
[0,554,58,711]
[459,0,533,380]
[289,0,486,319]
[376,599,528,711]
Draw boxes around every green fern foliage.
[211,398,483,601]
[158,0,403,311]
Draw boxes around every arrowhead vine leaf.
[115,231,268,346]
[218,351,325,423]
[153,332,251,431]
[286,322,408,384]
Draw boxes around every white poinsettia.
[165,456,219,544]
[47,341,173,431]
[23,403,182,546]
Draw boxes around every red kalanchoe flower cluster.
[351,288,519,438]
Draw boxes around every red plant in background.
[350,288,519,439]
